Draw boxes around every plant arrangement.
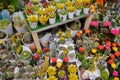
[56,3,64,11]
[0,31,7,39]
[37,8,47,16]
[39,15,49,25]
[23,32,33,45]
[67,5,76,19]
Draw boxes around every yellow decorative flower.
[27,15,38,23]
[56,3,64,9]
[36,49,42,54]
[57,62,62,68]
[60,36,65,41]
[68,73,78,80]
[37,8,47,15]
[57,29,63,36]
[47,66,56,76]
[65,1,74,7]
[75,0,83,5]
[111,63,116,69]
[112,47,118,52]
[47,6,54,12]
[67,6,76,12]
[47,75,58,80]
[0,40,2,44]
[39,15,49,24]
[92,48,97,53]
[114,77,119,80]
[79,30,83,34]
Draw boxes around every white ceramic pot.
[22,39,34,48]
[59,14,67,22]
[83,8,90,14]
[29,22,38,29]
[0,31,8,45]
[15,26,27,34]
[75,9,82,16]
[49,18,55,25]
[68,12,75,19]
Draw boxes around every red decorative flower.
[106,42,111,47]
[114,52,120,57]
[63,57,69,63]
[118,42,120,47]
[110,54,115,59]
[98,45,104,50]
[112,43,117,47]
[79,47,85,53]
[52,57,57,63]
[43,47,49,53]
[108,59,114,64]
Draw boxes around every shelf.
[30,13,90,33]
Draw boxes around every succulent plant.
[14,72,22,78]
[7,5,15,14]
[59,52,67,59]
[0,3,4,10]
[58,70,66,78]
[88,59,96,72]
[20,51,32,60]
[60,10,68,15]
[65,30,72,38]
[68,73,78,80]
[68,64,77,74]
[7,72,14,79]
[19,67,25,73]
[0,19,10,30]
[67,46,74,51]
[77,53,85,61]
[0,61,4,67]
[1,72,8,79]
[81,59,89,70]
[23,32,33,44]
[47,66,56,76]
[1,9,10,20]
[26,65,32,72]
[100,69,108,80]
[97,59,107,70]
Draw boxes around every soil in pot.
[0,31,6,39]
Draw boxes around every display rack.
[30,14,93,49]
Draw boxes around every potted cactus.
[48,11,56,25]
[39,15,49,25]
[67,5,76,19]
[56,3,64,12]
[59,9,68,22]
[0,31,7,44]
[0,19,13,34]
[22,32,34,47]
[27,15,38,29]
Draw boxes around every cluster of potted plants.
[25,0,91,29]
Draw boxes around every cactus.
[1,9,10,20]
[65,30,72,38]
[100,69,108,80]
[7,72,14,79]
[0,19,10,30]
[19,67,25,73]
[7,5,15,14]
[14,72,22,78]
[23,32,33,44]
[26,65,32,72]
[1,72,8,79]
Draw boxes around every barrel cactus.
[23,32,33,44]
[2,72,8,79]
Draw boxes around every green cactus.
[19,67,26,73]
[2,72,8,79]
[81,59,89,69]
[23,32,33,44]
[7,72,14,79]
[26,65,32,72]
[65,30,72,38]
[7,5,15,14]
[0,19,10,30]
[100,69,108,80]
[77,53,85,61]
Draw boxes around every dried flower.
[103,21,111,27]
[90,21,98,27]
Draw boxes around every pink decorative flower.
[90,21,98,27]
[111,29,119,36]
[103,21,111,27]
[27,2,32,7]
[106,46,110,50]
[112,70,119,76]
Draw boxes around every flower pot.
[59,14,67,22]
[29,22,38,29]
[68,12,75,19]
[0,31,8,45]
[66,20,81,37]
[49,18,55,25]
[22,39,34,48]
[83,8,90,14]
[0,22,13,34]
[75,9,82,16]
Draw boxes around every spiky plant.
[7,72,14,79]
[2,72,8,79]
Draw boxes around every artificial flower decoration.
[92,48,97,53]
[76,32,82,37]
[111,63,116,69]
[67,6,76,12]
[114,52,120,57]
[85,29,91,34]
[111,29,119,36]
[79,47,85,53]
[105,46,111,50]
[112,70,119,77]
[56,3,64,10]
[98,45,104,50]
[114,77,119,80]
[103,21,111,27]
[112,47,118,52]
[90,21,98,27]
[47,6,55,12]
[57,62,62,68]
[52,57,57,63]
[27,15,38,23]
[108,59,114,64]
[39,15,49,25]
[112,43,117,47]
[37,8,47,15]
[63,57,69,63]
[65,1,74,7]
[110,54,115,59]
